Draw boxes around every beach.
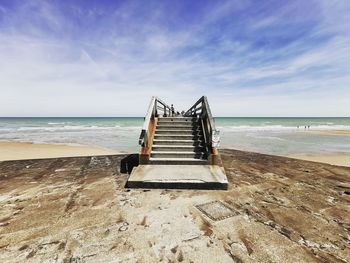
[2,0,350,261]
[289,152,350,167]
[288,129,350,167]
[1,149,349,262]
[1,140,349,167]
[1,117,350,165]
[0,120,349,262]
[300,129,350,136]
[0,141,118,161]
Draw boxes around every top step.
[158,117,198,122]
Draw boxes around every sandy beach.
[289,129,350,167]
[300,129,350,136]
[288,152,350,167]
[0,141,119,161]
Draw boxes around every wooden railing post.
[184,96,222,166]
[139,96,173,164]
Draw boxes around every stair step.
[152,145,205,151]
[156,125,201,130]
[158,117,198,121]
[157,121,199,126]
[157,123,198,128]
[158,118,199,122]
[157,120,199,125]
[154,134,203,140]
[126,165,228,189]
[155,129,202,135]
[153,139,204,146]
[149,158,208,165]
[151,151,205,158]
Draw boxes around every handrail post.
[184,95,221,165]
[138,96,173,164]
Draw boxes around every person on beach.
[171,104,175,117]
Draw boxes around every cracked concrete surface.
[0,150,349,262]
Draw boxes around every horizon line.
[1,116,350,118]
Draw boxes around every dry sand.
[0,141,118,161]
[290,129,350,166]
[288,153,350,167]
[0,149,349,262]
[300,129,350,136]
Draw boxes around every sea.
[0,117,350,156]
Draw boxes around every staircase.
[126,96,228,190]
[150,117,208,165]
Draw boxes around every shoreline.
[297,129,350,135]
[0,141,119,161]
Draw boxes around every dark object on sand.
[120,154,139,174]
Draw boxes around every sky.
[0,0,349,117]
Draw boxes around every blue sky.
[0,0,349,116]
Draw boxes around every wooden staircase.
[150,117,208,165]
[126,96,228,190]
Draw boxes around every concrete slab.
[126,164,228,190]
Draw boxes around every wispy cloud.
[0,0,349,116]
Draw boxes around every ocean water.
[0,117,350,155]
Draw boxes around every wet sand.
[0,149,349,262]
[0,141,118,161]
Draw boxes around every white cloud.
[0,1,349,116]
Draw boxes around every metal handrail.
[139,96,172,147]
[184,96,219,151]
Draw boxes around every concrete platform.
[126,164,228,190]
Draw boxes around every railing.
[139,96,172,147]
[184,96,220,152]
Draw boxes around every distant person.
[304,126,306,129]
[181,110,185,116]
[171,104,175,117]
[297,125,299,129]
[308,125,310,129]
